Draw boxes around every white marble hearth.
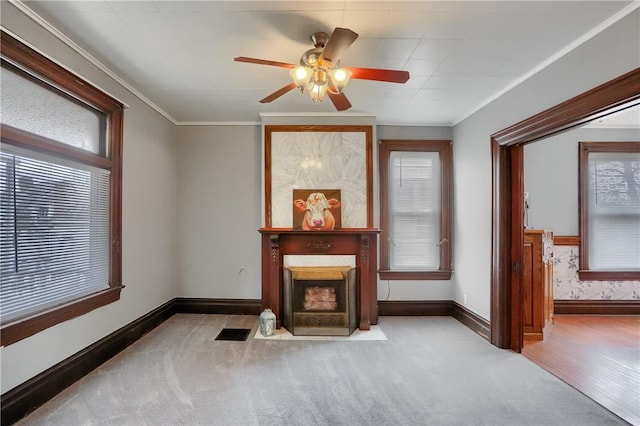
[254,325,387,341]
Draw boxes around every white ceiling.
[16,0,638,126]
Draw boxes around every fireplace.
[259,229,379,331]
[283,266,357,336]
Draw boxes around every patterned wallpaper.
[554,245,640,300]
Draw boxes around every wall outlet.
[463,294,468,305]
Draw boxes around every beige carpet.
[17,314,628,426]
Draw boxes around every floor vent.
[215,328,251,341]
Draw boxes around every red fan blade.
[234,56,296,69]
[345,67,410,83]
[259,83,297,103]
[327,91,352,111]
[320,28,358,63]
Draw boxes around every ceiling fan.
[234,27,410,111]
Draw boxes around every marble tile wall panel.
[271,131,367,228]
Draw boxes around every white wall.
[0,3,178,393]
[176,125,262,299]
[452,9,640,320]
[524,127,640,234]
[175,122,455,302]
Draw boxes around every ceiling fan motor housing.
[301,32,333,67]
[310,32,329,48]
[300,47,324,67]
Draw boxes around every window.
[379,140,452,280]
[579,141,640,280]
[0,31,124,346]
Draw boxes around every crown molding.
[453,1,640,127]
[7,0,177,125]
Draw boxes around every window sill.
[1,286,123,347]
[379,270,452,280]
[578,270,640,281]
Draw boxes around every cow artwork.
[293,190,341,230]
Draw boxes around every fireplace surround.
[260,229,379,330]
[260,124,378,331]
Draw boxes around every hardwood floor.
[522,315,640,425]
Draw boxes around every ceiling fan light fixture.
[328,68,352,93]
[313,68,328,86]
[290,66,313,92]
[307,81,327,103]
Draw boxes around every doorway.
[490,67,640,352]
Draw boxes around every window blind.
[0,148,110,324]
[588,152,640,269]
[389,151,441,270]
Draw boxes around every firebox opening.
[294,280,344,312]
[283,266,357,336]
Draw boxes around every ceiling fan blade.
[234,56,296,69]
[346,67,410,84]
[259,83,297,103]
[327,91,352,111]
[320,28,358,63]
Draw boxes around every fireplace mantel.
[259,228,379,330]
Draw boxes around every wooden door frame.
[490,67,640,352]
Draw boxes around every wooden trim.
[263,125,374,228]
[1,32,123,112]
[264,127,273,228]
[577,270,640,281]
[377,300,452,316]
[578,141,640,277]
[553,235,580,246]
[490,68,640,353]
[554,300,640,315]
[173,298,262,315]
[378,270,452,280]
[1,287,123,347]
[509,144,525,352]
[440,140,454,272]
[110,106,124,289]
[490,140,512,349]
[0,125,112,168]
[0,300,175,426]
[451,301,491,341]
[578,142,591,273]
[492,68,640,146]
[0,30,125,346]
[378,139,453,277]
[365,130,374,228]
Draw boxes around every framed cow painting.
[292,189,342,230]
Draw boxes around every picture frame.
[292,189,342,230]
[264,125,373,228]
